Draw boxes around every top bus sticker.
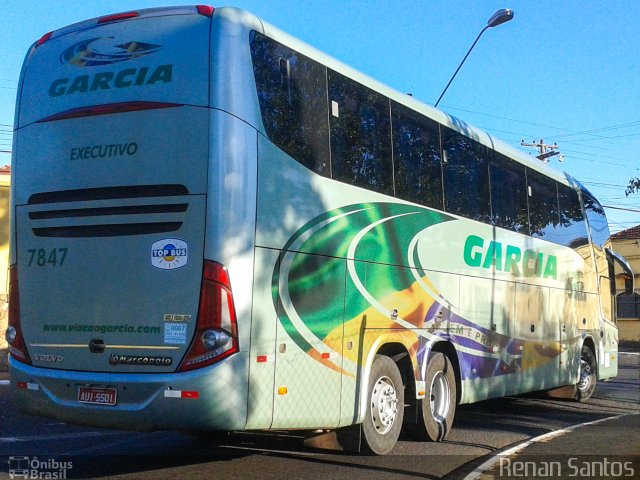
[151,239,188,270]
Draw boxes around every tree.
[626,177,640,196]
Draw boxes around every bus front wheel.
[419,352,456,441]
[361,355,404,455]
[575,345,596,402]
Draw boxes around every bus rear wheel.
[419,352,456,441]
[361,355,404,455]
[575,345,596,402]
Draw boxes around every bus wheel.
[362,355,404,455]
[420,352,456,441]
[575,345,596,402]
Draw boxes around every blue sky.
[1,0,638,232]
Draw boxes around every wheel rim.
[430,371,451,422]
[577,357,593,393]
[370,375,398,435]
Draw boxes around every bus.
[7,6,634,454]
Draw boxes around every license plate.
[77,386,117,406]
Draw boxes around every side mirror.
[606,248,634,295]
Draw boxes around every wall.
[611,234,640,344]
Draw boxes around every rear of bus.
[8,6,256,431]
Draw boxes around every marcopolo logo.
[151,238,188,270]
[108,354,172,367]
[60,37,162,67]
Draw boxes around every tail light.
[35,32,53,48]
[178,261,238,371]
[97,12,140,24]
[196,5,215,17]
[6,265,31,364]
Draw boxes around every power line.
[559,131,640,143]
[602,205,640,213]
[443,105,582,133]
[443,104,640,145]
[561,155,630,168]
[550,120,640,140]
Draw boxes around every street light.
[434,8,514,108]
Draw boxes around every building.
[610,225,640,343]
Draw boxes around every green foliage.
[626,177,640,196]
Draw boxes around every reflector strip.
[320,352,339,359]
[16,381,39,391]
[164,389,199,399]
[256,355,274,363]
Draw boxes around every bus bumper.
[8,353,249,432]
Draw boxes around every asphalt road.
[0,349,638,480]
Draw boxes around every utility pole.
[520,138,563,163]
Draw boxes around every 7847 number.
[27,248,68,267]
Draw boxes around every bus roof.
[228,6,570,186]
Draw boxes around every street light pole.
[434,8,514,108]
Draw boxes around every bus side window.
[250,32,330,176]
[391,101,444,210]
[557,183,589,249]
[489,153,528,233]
[581,188,610,248]
[441,128,491,223]
[328,70,393,195]
[527,168,560,241]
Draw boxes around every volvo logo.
[34,353,64,363]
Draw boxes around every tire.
[575,345,596,402]
[419,352,456,441]
[361,355,404,455]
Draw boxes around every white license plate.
[77,386,117,406]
